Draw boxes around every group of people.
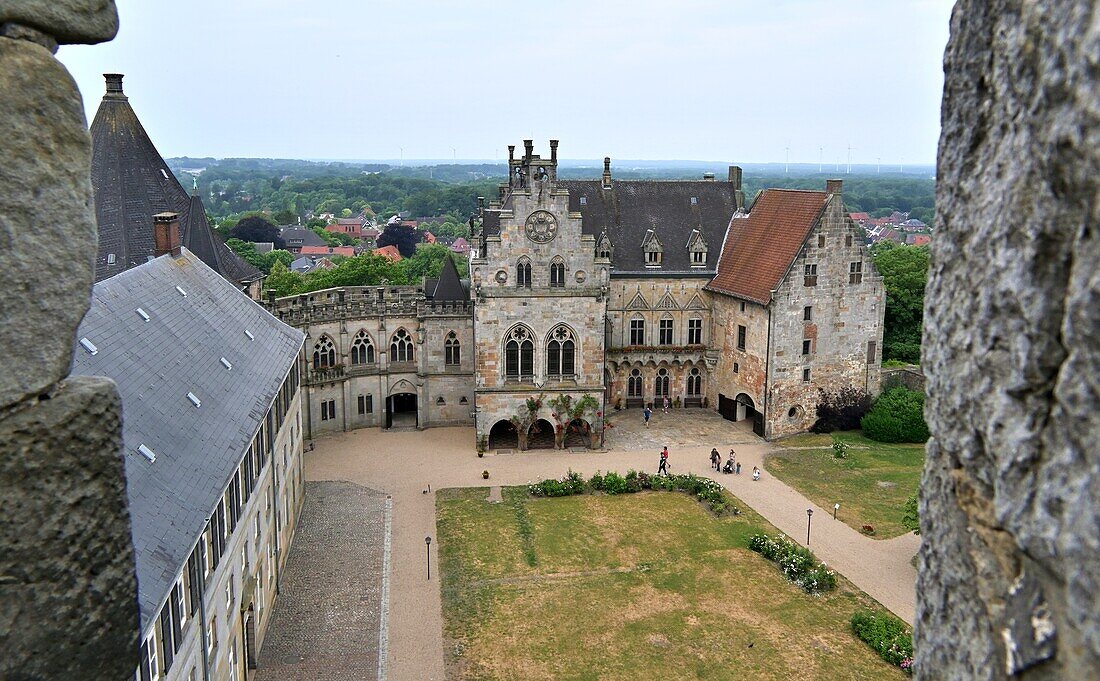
[641,397,674,430]
[709,448,761,480]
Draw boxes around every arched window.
[390,328,414,363]
[628,368,643,397]
[546,326,576,378]
[312,336,336,370]
[550,259,565,288]
[351,330,375,365]
[444,331,460,366]
[504,326,534,380]
[516,259,532,288]
[687,367,702,396]
[655,367,670,397]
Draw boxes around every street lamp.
[425,536,432,580]
[806,509,814,545]
[834,503,840,520]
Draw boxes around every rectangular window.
[207,617,217,655]
[867,340,877,366]
[740,301,746,313]
[733,362,739,374]
[737,325,747,351]
[645,250,661,265]
[803,305,813,321]
[849,261,863,284]
[357,394,366,415]
[804,264,818,287]
[818,235,826,247]
[803,367,811,383]
[142,631,159,681]
[320,399,336,420]
[802,339,812,355]
[159,606,174,672]
[688,318,702,345]
[691,250,705,264]
[365,394,373,413]
[846,234,853,247]
[226,580,233,611]
[630,319,645,346]
[659,319,673,345]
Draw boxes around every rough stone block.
[0,375,137,680]
[0,0,118,45]
[0,38,97,409]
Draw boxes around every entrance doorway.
[387,392,417,428]
[735,393,765,437]
[488,420,518,450]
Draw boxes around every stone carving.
[916,1,1099,678]
[524,210,558,243]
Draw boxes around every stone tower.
[471,140,608,450]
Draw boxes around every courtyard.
[260,415,919,680]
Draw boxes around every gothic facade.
[272,140,884,445]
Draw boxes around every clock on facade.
[524,210,558,243]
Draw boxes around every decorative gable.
[642,229,663,266]
[686,293,708,310]
[597,231,614,260]
[687,229,708,267]
[655,291,679,310]
[627,290,650,310]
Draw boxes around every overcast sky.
[59,0,954,163]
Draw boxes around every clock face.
[524,210,558,243]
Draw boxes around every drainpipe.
[197,520,212,681]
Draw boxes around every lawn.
[766,431,925,539]
[437,486,904,680]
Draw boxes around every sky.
[59,0,955,164]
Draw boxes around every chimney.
[703,172,715,181]
[508,145,515,162]
[826,179,843,195]
[602,157,613,189]
[104,73,125,98]
[728,165,742,189]
[550,139,558,163]
[523,139,534,161]
[153,212,182,258]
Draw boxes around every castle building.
[72,215,305,681]
[270,141,884,444]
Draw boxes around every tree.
[263,261,304,297]
[230,215,285,249]
[860,387,930,443]
[377,225,420,258]
[871,243,930,364]
[264,249,294,272]
[810,386,873,433]
[400,244,469,282]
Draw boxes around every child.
[662,396,670,414]
[735,461,742,475]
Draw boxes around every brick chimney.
[826,179,843,194]
[103,73,126,99]
[728,165,742,189]
[703,172,715,181]
[602,157,613,189]
[153,212,182,258]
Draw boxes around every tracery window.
[350,330,375,365]
[550,259,565,288]
[516,259,532,288]
[546,326,576,378]
[628,368,643,397]
[655,368,670,397]
[390,328,414,363]
[504,326,534,380]
[445,331,460,366]
[687,367,702,396]
[312,336,336,370]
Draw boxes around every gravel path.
[301,420,920,681]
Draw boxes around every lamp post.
[806,509,814,545]
[425,536,432,580]
[834,503,840,520]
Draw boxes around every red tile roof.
[423,231,437,244]
[706,189,828,304]
[374,245,403,261]
[300,245,356,257]
[849,212,871,221]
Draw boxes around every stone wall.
[707,295,769,418]
[917,1,1099,678]
[0,2,138,678]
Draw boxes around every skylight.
[137,444,156,463]
[175,286,187,297]
[220,357,232,370]
[136,308,150,321]
[186,392,202,408]
[244,330,255,340]
[79,337,98,355]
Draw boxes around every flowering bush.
[529,470,740,516]
[850,609,914,673]
[747,533,837,594]
[528,469,586,497]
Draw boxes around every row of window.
[817,233,856,249]
[803,261,864,287]
[625,367,703,397]
[504,325,576,380]
[138,365,300,681]
[627,318,704,346]
[513,260,567,288]
[313,329,462,370]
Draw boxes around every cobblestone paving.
[601,406,759,451]
[256,480,389,681]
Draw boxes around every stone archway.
[488,419,518,450]
[563,418,591,449]
[527,418,555,449]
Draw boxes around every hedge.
[861,387,930,443]
[747,533,837,594]
[528,470,739,516]
[850,609,914,673]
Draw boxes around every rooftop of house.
[279,228,328,248]
[70,248,303,631]
[299,245,355,257]
[374,245,403,261]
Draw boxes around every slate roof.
[430,254,468,301]
[89,75,262,287]
[706,189,829,304]
[482,179,742,273]
[70,249,304,630]
[279,228,328,249]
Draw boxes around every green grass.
[438,487,904,680]
[766,431,925,539]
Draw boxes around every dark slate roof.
[279,228,327,248]
[70,249,304,630]
[430,254,467,301]
[90,75,262,286]
[706,189,829,304]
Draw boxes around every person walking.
[658,446,670,476]
[710,448,720,471]
[643,405,652,428]
[662,396,670,414]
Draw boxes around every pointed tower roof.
[431,254,467,301]
[90,74,262,286]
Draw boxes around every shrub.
[747,533,837,594]
[851,609,914,672]
[832,438,850,459]
[601,471,630,495]
[861,387,930,443]
[811,386,873,433]
[902,492,920,535]
[528,469,586,497]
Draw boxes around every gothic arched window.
[312,336,336,370]
[445,331,460,366]
[516,259,532,288]
[390,328,414,363]
[628,368,643,397]
[351,330,375,365]
[655,367,670,397]
[687,367,702,396]
[504,326,534,380]
[546,325,576,378]
[550,259,565,288]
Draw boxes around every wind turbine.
[818,146,823,174]
[877,157,882,174]
[785,145,790,174]
[846,144,856,174]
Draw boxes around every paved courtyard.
[256,480,389,681]
[274,416,918,680]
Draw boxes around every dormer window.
[687,229,708,267]
[596,232,614,260]
[642,229,663,267]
